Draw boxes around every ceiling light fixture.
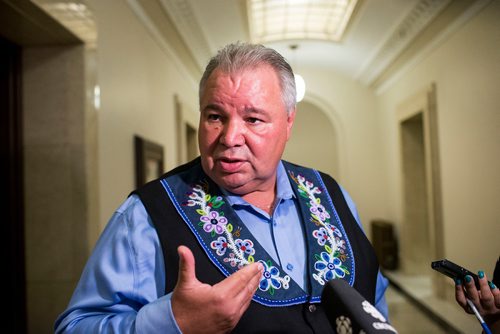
[248,0,359,43]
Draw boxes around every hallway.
[387,284,447,333]
[385,271,479,334]
[2,1,498,332]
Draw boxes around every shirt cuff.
[136,293,182,333]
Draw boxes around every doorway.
[185,123,198,161]
[400,113,430,273]
[397,84,445,295]
[0,36,26,334]
[175,94,199,164]
[283,100,340,179]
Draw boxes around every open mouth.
[217,158,245,173]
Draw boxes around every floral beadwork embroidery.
[258,260,291,295]
[200,211,227,234]
[183,181,290,295]
[291,173,351,285]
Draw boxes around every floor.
[384,271,480,334]
[386,285,447,333]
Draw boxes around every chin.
[215,175,252,194]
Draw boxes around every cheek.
[250,129,285,157]
[259,129,288,158]
[199,127,219,154]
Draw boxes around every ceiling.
[156,0,485,90]
[182,0,422,78]
[28,0,488,91]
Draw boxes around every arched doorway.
[283,100,340,179]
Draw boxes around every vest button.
[308,304,316,313]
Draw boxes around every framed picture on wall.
[134,135,164,187]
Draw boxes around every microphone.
[321,279,397,334]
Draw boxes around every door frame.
[0,36,26,333]
[397,83,445,296]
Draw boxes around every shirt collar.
[221,161,295,208]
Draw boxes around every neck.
[243,188,276,214]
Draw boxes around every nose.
[219,119,245,147]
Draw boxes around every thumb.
[177,245,197,286]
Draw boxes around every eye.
[207,113,222,121]
[247,117,262,124]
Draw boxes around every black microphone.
[321,279,397,334]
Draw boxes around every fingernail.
[489,282,497,289]
[465,275,472,283]
[478,271,485,279]
[257,263,264,272]
[455,278,462,285]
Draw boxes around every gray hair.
[199,42,297,113]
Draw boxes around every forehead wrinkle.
[226,73,248,98]
[203,67,278,115]
[202,103,265,117]
[204,73,244,106]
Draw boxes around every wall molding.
[159,0,212,69]
[355,0,491,94]
[356,0,451,85]
[375,0,492,95]
[126,0,201,89]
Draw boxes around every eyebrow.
[202,103,224,113]
[243,107,267,115]
[202,104,267,115]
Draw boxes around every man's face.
[198,65,296,195]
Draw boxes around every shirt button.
[286,263,294,271]
[308,304,316,313]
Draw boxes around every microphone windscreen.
[321,279,397,334]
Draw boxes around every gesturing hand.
[171,246,264,334]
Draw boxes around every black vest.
[133,158,379,333]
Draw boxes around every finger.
[478,271,490,294]
[235,268,263,319]
[217,262,263,294]
[491,282,500,308]
[464,274,480,303]
[477,271,495,310]
[177,245,197,286]
[208,262,263,324]
[238,293,255,319]
[455,278,471,312]
[235,263,263,302]
[213,262,263,309]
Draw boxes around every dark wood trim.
[134,135,164,188]
[0,36,26,333]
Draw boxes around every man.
[55,42,389,333]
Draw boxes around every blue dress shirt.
[55,162,389,333]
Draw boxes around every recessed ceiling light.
[248,0,359,43]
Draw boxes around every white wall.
[90,1,387,240]
[283,100,340,178]
[298,68,387,237]
[88,1,199,233]
[377,2,500,276]
[88,1,499,276]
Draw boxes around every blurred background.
[1,0,499,332]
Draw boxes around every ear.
[286,108,296,141]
